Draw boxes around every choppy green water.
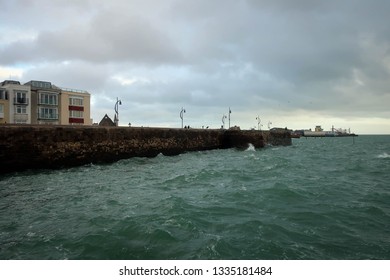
[1,135,389,260]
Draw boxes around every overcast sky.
[1,0,389,133]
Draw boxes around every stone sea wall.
[0,125,291,174]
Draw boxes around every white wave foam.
[246,143,256,151]
[377,152,390,158]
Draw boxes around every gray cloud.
[0,0,389,132]
[1,5,181,64]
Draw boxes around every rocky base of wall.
[0,125,291,174]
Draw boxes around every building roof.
[0,80,21,86]
[99,114,115,126]
[25,80,54,89]
[60,87,90,95]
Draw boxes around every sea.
[0,135,389,260]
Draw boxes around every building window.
[39,92,58,105]
[39,107,58,120]
[0,104,4,118]
[69,97,83,106]
[32,81,51,89]
[70,110,84,118]
[15,105,27,114]
[14,91,28,104]
[0,89,7,100]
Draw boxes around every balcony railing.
[38,99,58,106]
[14,113,28,122]
[38,113,59,120]
[69,118,84,124]
[60,87,89,94]
[14,97,29,105]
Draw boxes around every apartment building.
[60,88,92,125]
[0,80,91,125]
[0,80,32,124]
[25,80,61,125]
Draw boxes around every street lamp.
[180,107,186,128]
[228,107,232,129]
[222,114,227,129]
[114,97,122,126]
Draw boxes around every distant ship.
[294,126,358,137]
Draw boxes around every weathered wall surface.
[0,125,291,174]
[262,130,293,147]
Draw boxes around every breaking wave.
[377,152,390,158]
[245,143,256,151]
